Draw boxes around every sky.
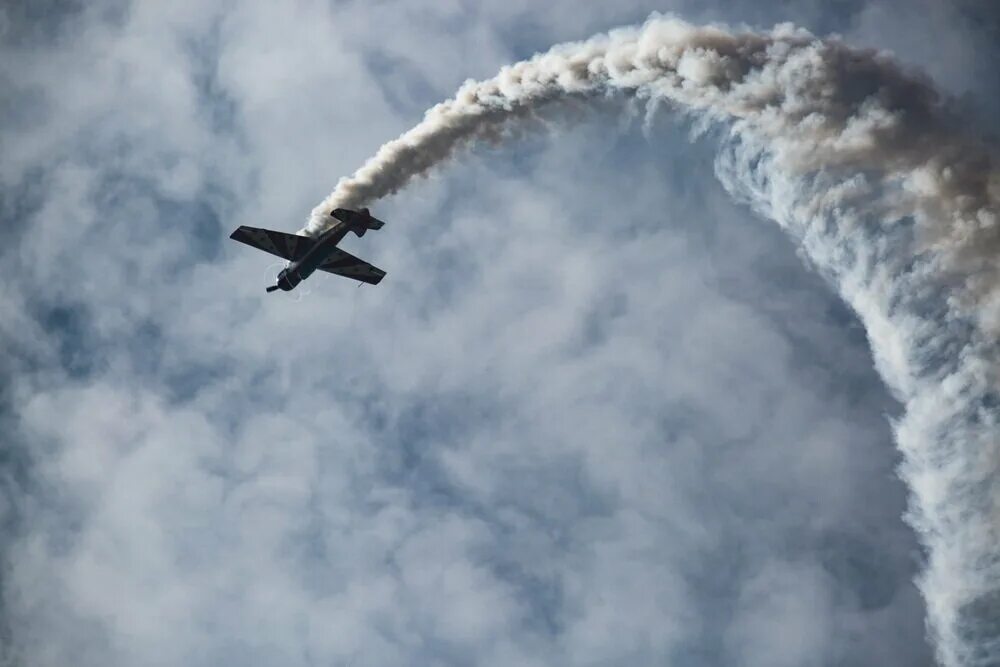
[1,1,998,666]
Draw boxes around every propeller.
[263,261,285,294]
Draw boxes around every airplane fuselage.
[275,221,352,291]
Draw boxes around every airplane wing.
[230,226,314,261]
[316,247,386,285]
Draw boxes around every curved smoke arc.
[306,15,1000,666]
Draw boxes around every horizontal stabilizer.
[331,208,386,232]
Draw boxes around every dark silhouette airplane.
[230,208,386,293]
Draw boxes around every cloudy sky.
[2,1,998,666]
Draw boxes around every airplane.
[230,207,387,293]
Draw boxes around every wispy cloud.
[306,14,997,663]
[4,2,996,666]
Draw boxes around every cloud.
[302,14,997,664]
[6,2,998,666]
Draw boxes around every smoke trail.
[308,15,999,666]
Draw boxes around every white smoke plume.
[307,14,999,666]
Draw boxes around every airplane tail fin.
[331,207,386,235]
[360,207,385,230]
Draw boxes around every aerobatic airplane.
[230,208,387,293]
